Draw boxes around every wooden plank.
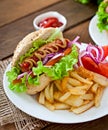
[0,0,97,60]
[64,21,95,44]
[42,115,108,130]
[0,0,61,27]
[1,114,108,130]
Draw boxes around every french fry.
[36,66,107,114]
[94,86,104,107]
[77,67,108,86]
[38,91,45,105]
[54,80,63,92]
[76,84,92,91]
[83,100,90,105]
[54,102,70,110]
[80,93,94,100]
[64,95,83,107]
[68,77,82,86]
[44,100,55,111]
[59,92,71,102]
[49,83,54,103]
[70,71,92,85]
[68,87,86,95]
[76,66,94,80]
[54,91,62,101]
[93,73,108,87]
[44,84,53,103]
[91,83,99,94]
[61,76,69,91]
[72,100,94,114]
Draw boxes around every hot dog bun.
[11,28,63,67]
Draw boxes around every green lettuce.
[6,67,27,92]
[75,0,102,5]
[97,1,108,32]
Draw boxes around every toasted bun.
[26,74,51,95]
[11,28,63,67]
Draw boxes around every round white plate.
[3,43,108,123]
[89,15,108,46]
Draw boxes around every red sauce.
[38,17,63,28]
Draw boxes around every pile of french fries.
[37,67,108,114]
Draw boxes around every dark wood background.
[0,0,97,60]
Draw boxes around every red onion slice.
[78,50,88,66]
[42,53,55,64]
[79,43,106,67]
[102,56,108,63]
[49,52,64,60]
[17,72,28,79]
[97,46,104,61]
[26,71,33,81]
[68,36,80,47]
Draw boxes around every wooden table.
[0,0,108,130]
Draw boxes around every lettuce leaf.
[97,1,108,32]
[75,0,102,5]
[75,0,90,4]
[6,67,26,92]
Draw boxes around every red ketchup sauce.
[38,17,63,28]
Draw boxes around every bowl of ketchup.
[33,11,67,31]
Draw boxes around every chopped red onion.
[79,43,105,66]
[42,53,55,64]
[17,72,28,79]
[68,36,80,47]
[26,71,33,81]
[86,44,100,61]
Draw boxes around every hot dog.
[6,28,79,94]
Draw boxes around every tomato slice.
[45,55,63,66]
[81,56,108,78]
[81,56,99,74]
[81,45,108,78]
[99,63,108,78]
[102,46,108,59]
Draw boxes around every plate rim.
[89,15,108,46]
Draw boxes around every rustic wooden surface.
[1,0,108,130]
[0,0,61,27]
[0,0,97,60]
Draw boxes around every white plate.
[89,15,108,46]
[3,43,108,123]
